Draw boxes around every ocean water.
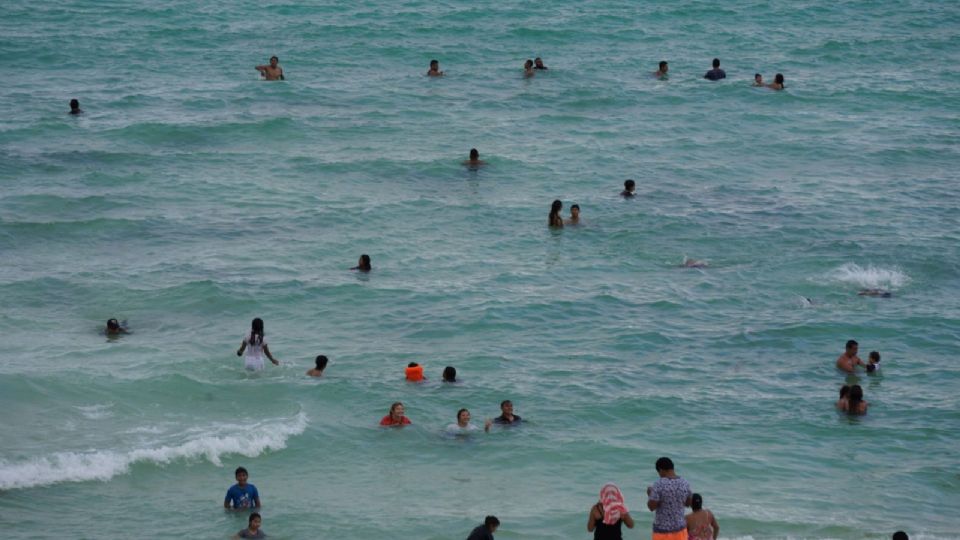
[1,0,959,538]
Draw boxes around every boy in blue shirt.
[224,467,261,509]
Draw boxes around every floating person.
[704,58,726,80]
[845,384,868,415]
[566,204,581,225]
[752,73,764,87]
[234,512,265,539]
[893,532,909,540]
[463,148,486,168]
[766,73,785,90]
[69,99,83,115]
[405,362,425,382]
[351,254,372,272]
[224,466,261,510]
[524,59,535,77]
[446,408,491,434]
[534,57,548,70]
[835,339,864,373]
[549,200,564,228]
[255,56,284,80]
[836,385,851,410]
[654,61,669,78]
[237,318,280,370]
[466,516,500,540]
[442,366,458,383]
[493,400,522,425]
[105,318,128,335]
[681,257,708,269]
[685,493,720,540]
[646,457,693,540]
[621,179,636,198]
[866,351,881,373]
[380,402,412,426]
[306,355,328,377]
[588,483,634,539]
[858,288,892,298]
[427,59,444,77]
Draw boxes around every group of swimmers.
[834,339,884,415]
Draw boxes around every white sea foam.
[0,411,307,490]
[825,263,909,289]
[76,403,114,420]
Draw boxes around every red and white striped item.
[600,482,628,525]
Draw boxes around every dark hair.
[457,408,469,420]
[500,399,512,408]
[839,385,850,399]
[430,59,438,65]
[249,512,261,524]
[848,385,864,414]
[549,199,563,227]
[571,204,580,211]
[407,361,419,368]
[70,99,80,108]
[390,401,403,414]
[624,179,636,188]
[469,148,479,159]
[484,516,500,528]
[659,61,667,69]
[755,73,762,79]
[249,318,264,347]
[892,532,909,540]
[846,339,858,349]
[315,355,328,370]
[691,493,703,511]
[712,58,720,68]
[442,366,457,382]
[775,73,784,85]
[525,59,533,68]
[270,56,278,62]
[358,254,371,271]
[235,466,248,476]
[869,351,880,362]
[655,456,674,471]
[107,318,120,330]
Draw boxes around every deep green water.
[1,1,959,538]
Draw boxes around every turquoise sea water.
[2,0,959,538]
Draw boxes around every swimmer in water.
[752,73,764,87]
[704,58,726,80]
[306,355,328,377]
[442,366,457,383]
[858,288,892,298]
[866,351,881,373]
[351,254,372,272]
[105,318,128,335]
[493,399,522,425]
[237,318,280,370]
[549,200,564,228]
[534,57,548,70]
[380,402,412,426]
[836,385,850,410]
[427,59,444,77]
[446,408,491,434]
[766,73,785,90]
[524,59,535,77]
[463,148,486,167]
[836,339,864,373]
[566,204,581,225]
[234,512,265,539]
[654,61,669,79]
[681,257,708,268]
[845,384,868,415]
[621,179,636,198]
[69,99,83,115]
[255,56,284,81]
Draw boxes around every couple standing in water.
[549,200,581,227]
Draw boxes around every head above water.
[430,59,439,68]
[691,493,703,511]
[457,408,470,423]
[892,532,909,540]
[551,199,563,214]
[849,385,864,401]
[755,73,762,82]
[485,515,500,531]
[534,57,545,68]
[712,58,720,68]
[774,73,784,84]
[106,318,120,330]
[869,351,880,363]
[390,402,404,416]
[315,355,328,370]
[655,456,675,472]
[839,385,850,398]
[249,513,261,527]
[624,179,636,191]
[270,56,278,67]
[358,254,371,271]
[235,466,249,482]
[524,59,533,69]
[442,366,457,382]
[70,99,80,110]
[845,339,858,352]
[469,148,479,160]
[249,318,264,345]
[659,60,668,71]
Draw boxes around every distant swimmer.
[427,59,444,77]
[766,73,785,90]
[446,408,491,434]
[255,56,284,81]
[224,466,261,510]
[836,339,864,373]
[704,58,726,81]
[351,254,372,272]
[524,59,535,77]
[69,99,83,115]
[306,355,328,377]
[685,493,720,540]
[866,351,881,373]
[549,200,564,228]
[621,179,636,198]
[492,399,522,425]
[588,483,634,539]
[237,318,280,370]
[858,288,891,298]
[534,57,548,70]
[105,318,128,335]
[380,401,412,426]
[405,362,425,382]
[463,148,486,168]
[234,513,265,539]
[843,384,868,415]
[836,385,850,410]
[753,73,764,87]
[681,257,708,268]
[566,204,581,225]
[466,516,500,540]
[442,366,458,383]
[654,61,669,79]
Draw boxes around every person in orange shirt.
[380,402,411,427]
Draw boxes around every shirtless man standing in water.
[255,56,284,80]
[836,339,865,373]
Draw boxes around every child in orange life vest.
[405,362,425,382]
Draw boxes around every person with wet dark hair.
[427,59,444,77]
[892,531,909,540]
[306,355,328,377]
[753,73,764,87]
[466,515,500,540]
[549,200,564,228]
[704,58,726,81]
[236,318,280,370]
[567,204,581,225]
[836,340,864,373]
[685,493,719,540]
[69,99,83,114]
[767,73,785,90]
[255,56,284,80]
[534,57,548,70]
[463,148,486,167]
[647,457,693,540]
[654,61,669,78]
[845,385,868,415]
[523,59,535,77]
[105,318,127,335]
[836,385,851,410]
[352,254,372,272]
[621,179,636,198]
[866,351,881,373]
[442,366,457,382]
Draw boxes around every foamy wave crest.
[0,411,307,490]
[826,263,909,289]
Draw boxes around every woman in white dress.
[236,318,280,370]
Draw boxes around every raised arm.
[587,503,601,532]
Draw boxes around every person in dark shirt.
[534,57,548,70]
[704,58,726,80]
[493,400,522,425]
[621,179,636,198]
[69,99,83,114]
[466,516,500,540]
